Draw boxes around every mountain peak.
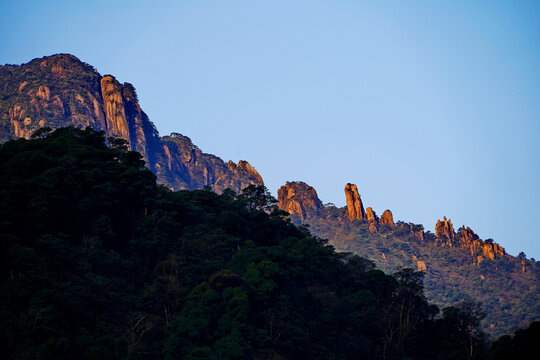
[0,54,262,193]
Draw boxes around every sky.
[1,0,539,258]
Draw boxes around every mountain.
[2,54,538,341]
[0,54,263,193]
[276,181,540,338]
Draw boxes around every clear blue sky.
[2,0,539,258]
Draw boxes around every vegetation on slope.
[0,127,521,359]
[298,206,540,338]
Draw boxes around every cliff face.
[158,133,263,192]
[100,75,130,140]
[277,181,323,220]
[344,183,366,220]
[0,54,263,193]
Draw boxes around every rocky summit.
[277,181,323,220]
[0,54,262,193]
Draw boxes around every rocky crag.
[277,181,323,220]
[0,54,262,192]
[438,220,506,262]
[277,180,540,337]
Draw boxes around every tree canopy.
[0,127,532,360]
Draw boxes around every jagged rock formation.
[438,223,506,262]
[344,183,366,220]
[417,260,427,272]
[379,210,395,227]
[158,133,263,192]
[456,226,482,256]
[435,216,455,245]
[343,185,394,233]
[276,181,323,220]
[0,54,263,193]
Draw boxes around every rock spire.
[379,210,395,227]
[344,183,366,221]
[435,216,455,244]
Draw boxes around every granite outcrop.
[344,183,366,221]
[0,54,263,193]
[276,181,323,220]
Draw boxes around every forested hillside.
[2,127,530,360]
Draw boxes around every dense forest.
[0,127,537,359]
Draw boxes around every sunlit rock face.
[455,226,505,261]
[277,181,323,220]
[434,221,506,261]
[366,207,379,232]
[379,210,395,227]
[100,75,129,140]
[435,216,455,246]
[0,54,263,193]
[366,207,377,222]
[344,183,366,221]
[158,133,263,193]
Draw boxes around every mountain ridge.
[2,54,538,338]
[0,54,263,193]
[274,181,539,337]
